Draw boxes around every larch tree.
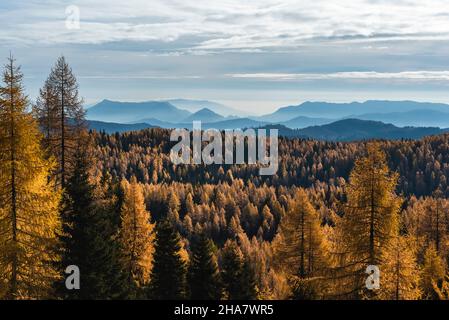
[433,274,449,300]
[272,188,328,299]
[44,56,85,189]
[119,176,154,298]
[32,79,58,157]
[187,232,222,300]
[0,56,61,299]
[148,219,186,299]
[420,244,446,299]
[379,235,421,300]
[403,196,449,262]
[336,142,401,298]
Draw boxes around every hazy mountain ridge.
[350,109,449,128]
[163,99,242,117]
[87,99,192,123]
[88,118,449,141]
[295,119,448,141]
[256,100,449,124]
[87,120,155,133]
[86,99,449,140]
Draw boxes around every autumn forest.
[1,56,449,301]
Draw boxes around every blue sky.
[2,0,449,114]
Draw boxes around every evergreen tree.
[44,56,85,188]
[188,233,222,300]
[240,257,258,299]
[58,139,124,299]
[0,56,61,299]
[119,177,154,298]
[148,219,186,299]
[220,240,257,300]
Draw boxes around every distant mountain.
[351,109,449,128]
[87,99,191,123]
[256,124,306,138]
[182,108,225,123]
[296,119,446,141]
[88,117,448,141]
[258,100,449,122]
[281,115,335,129]
[198,118,267,130]
[141,117,267,130]
[164,99,243,117]
[87,120,155,133]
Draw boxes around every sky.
[2,0,449,114]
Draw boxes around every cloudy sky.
[2,0,449,114]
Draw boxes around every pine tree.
[188,232,222,299]
[336,142,401,298]
[119,176,154,298]
[272,188,328,298]
[220,240,257,300]
[148,219,186,299]
[0,56,61,299]
[58,139,123,299]
[240,257,258,299]
[44,56,85,188]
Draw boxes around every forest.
[1,55,449,300]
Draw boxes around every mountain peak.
[193,107,220,116]
[183,107,225,123]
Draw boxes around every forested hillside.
[1,56,449,300]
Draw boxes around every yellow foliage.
[119,177,154,289]
[0,57,61,299]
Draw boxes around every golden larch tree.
[420,244,446,299]
[0,56,61,299]
[336,142,401,298]
[379,235,421,300]
[272,188,329,298]
[119,176,154,297]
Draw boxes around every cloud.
[3,0,449,52]
[227,71,449,81]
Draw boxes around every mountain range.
[87,100,191,123]
[86,99,449,140]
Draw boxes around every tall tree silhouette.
[44,56,85,188]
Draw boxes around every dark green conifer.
[148,220,186,299]
[188,233,222,299]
